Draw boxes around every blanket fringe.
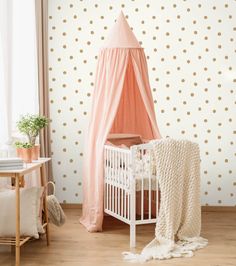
[123,237,208,262]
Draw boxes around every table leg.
[40,165,50,246]
[15,175,20,266]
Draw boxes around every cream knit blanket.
[123,138,208,262]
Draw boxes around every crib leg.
[130,224,136,248]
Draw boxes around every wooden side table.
[0,158,51,266]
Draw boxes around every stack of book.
[0,158,24,170]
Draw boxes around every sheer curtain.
[0,0,12,146]
[0,0,39,148]
[11,0,39,127]
[0,0,39,187]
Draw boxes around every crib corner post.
[130,183,136,248]
[130,223,136,248]
[130,146,137,248]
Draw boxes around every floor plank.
[0,209,236,266]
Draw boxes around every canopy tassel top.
[80,11,161,232]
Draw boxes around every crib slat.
[109,149,111,211]
[148,150,151,220]
[118,150,121,216]
[115,150,117,214]
[106,149,108,210]
[113,150,116,213]
[127,155,130,220]
[104,149,106,210]
[106,148,108,177]
[141,148,144,221]
[106,183,108,210]
[124,192,126,219]
[121,152,124,218]
[124,153,127,219]
[112,150,115,212]
[108,148,110,182]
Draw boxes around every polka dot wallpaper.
[48,0,236,206]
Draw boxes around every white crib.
[104,142,159,248]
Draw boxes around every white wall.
[48,0,236,206]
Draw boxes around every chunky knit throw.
[123,138,208,262]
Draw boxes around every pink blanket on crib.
[80,12,161,232]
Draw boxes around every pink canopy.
[80,11,161,232]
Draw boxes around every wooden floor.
[0,209,236,266]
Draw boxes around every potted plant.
[17,114,49,160]
[14,142,33,163]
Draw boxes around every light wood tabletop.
[0,158,51,176]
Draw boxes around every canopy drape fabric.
[80,12,161,232]
[110,49,159,138]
